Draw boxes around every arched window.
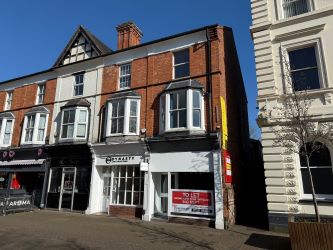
[299,142,333,199]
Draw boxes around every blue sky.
[0,0,259,133]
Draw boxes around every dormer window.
[105,91,140,137]
[160,80,205,133]
[59,99,90,141]
[0,112,14,147]
[21,107,49,145]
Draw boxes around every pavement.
[0,210,291,250]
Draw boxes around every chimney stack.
[116,21,143,50]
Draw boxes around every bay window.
[160,85,204,133]
[21,108,48,145]
[106,97,140,136]
[0,114,14,147]
[60,107,88,140]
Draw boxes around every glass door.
[160,174,168,215]
[102,168,111,213]
[59,168,76,210]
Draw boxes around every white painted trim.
[0,118,14,147]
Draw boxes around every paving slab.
[0,210,291,250]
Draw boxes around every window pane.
[78,110,87,123]
[119,178,125,190]
[179,110,187,127]
[301,168,333,195]
[193,110,201,127]
[5,120,12,133]
[300,142,332,166]
[127,166,133,176]
[118,118,124,133]
[126,192,132,205]
[118,191,124,204]
[170,93,177,110]
[291,68,320,91]
[62,125,68,138]
[120,167,126,177]
[170,111,177,128]
[130,101,137,116]
[174,49,189,65]
[126,178,133,191]
[178,91,187,109]
[133,192,140,205]
[129,117,137,133]
[118,101,125,116]
[67,124,74,138]
[39,115,46,129]
[77,124,86,137]
[111,119,117,134]
[134,167,140,177]
[175,64,190,79]
[289,47,318,70]
[63,111,69,123]
[134,178,140,191]
[69,110,75,123]
[193,91,200,108]
[37,129,45,141]
[112,103,118,117]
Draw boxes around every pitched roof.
[62,98,91,108]
[164,79,204,91]
[53,25,111,67]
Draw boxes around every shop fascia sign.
[96,155,143,166]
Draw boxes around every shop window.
[0,116,14,147]
[173,49,189,79]
[36,82,46,105]
[106,98,140,136]
[160,89,204,133]
[0,172,9,191]
[299,142,333,200]
[119,63,131,89]
[111,166,144,206]
[60,107,88,140]
[288,46,321,91]
[21,112,48,145]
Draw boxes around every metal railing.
[283,0,310,18]
[0,195,33,215]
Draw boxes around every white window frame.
[4,91,13,111]
[21,113,48,145]
[110,165,144,207]
[36,82,46,105]
[173,48,190,80]
[281,38,327,94]
[277,0,314,20]
[160,89,205,133]
[106,98,140,136]
[59,107,89,141]
[0,118,14,147]
[73,73,84,97]
[296,142,333,201]
[119,63,131,89]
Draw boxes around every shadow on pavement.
[245,233,291,250]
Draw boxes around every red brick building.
[0,22,249,229]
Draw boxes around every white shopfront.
[88,143,147,215]
[142,150,224,229]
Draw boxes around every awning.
[0,159,45,172]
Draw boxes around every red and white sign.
[171,189,214,216]
[224,150,232,183]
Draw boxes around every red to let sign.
[171,189,214,216]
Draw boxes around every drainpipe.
[205,28,213,132]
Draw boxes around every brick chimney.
[116,22,143,50]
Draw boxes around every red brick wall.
[109,205,143,218]
[0,79,57,147]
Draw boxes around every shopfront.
[89,142,147,217]
[144,137,224,229]
[45,144,92,212]
[0,147,48,208]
